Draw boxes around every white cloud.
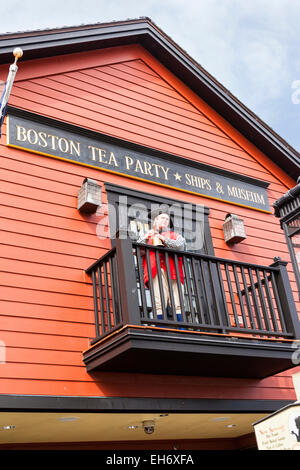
[0,0,299,149]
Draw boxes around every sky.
[1,0,300,153]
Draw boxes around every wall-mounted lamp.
[223,213,247,244]
[77,178,102,213]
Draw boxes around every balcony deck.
[83,238,300,378]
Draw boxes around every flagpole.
[0,47,23,135]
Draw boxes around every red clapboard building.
[0,18,299,450]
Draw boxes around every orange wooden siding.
[0,44,298,401]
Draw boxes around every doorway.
[105,183,220,329]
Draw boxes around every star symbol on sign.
[174,172,182,181]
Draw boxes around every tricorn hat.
[148,206,173,228]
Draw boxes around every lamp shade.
[77,178,102,213]
[223,213,247,244]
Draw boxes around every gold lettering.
[69,140,80,157]
[202,177,211,190]
[47,134,58,150]
[239,188,247,200]
[58,137,69,153]
[16,125,27,142]
[125,155,134,170]
[143,161,153,176]
[185,173,192,186]
[98,148,107,164]
[27,129,38,145]
[88,145,97,161]
[38,132,47,148]
[227,185,237,198]
[185,173,211,190]
[247,190,254,202]
[134,159,145,174]
[152,163,160,178]
[227,185,265,205]
[88,146,114,164]
[256,194,265,205]
[12,124,266,210]
[108,152,118,167]
[160,165,170,180]
[191,175,198,186]
[17,127,81,157]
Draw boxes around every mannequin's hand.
[156,233,166,243]
[145,229,156,238]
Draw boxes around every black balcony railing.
[86,237,300,343]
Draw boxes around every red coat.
[142,231,184,286]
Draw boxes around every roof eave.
[0,18,299,181]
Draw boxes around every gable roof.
[0,17,299,181]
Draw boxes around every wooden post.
[271,257,300,339]
[115,237,141,325]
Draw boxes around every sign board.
[7,112,271,213]
[254,402,300,450]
